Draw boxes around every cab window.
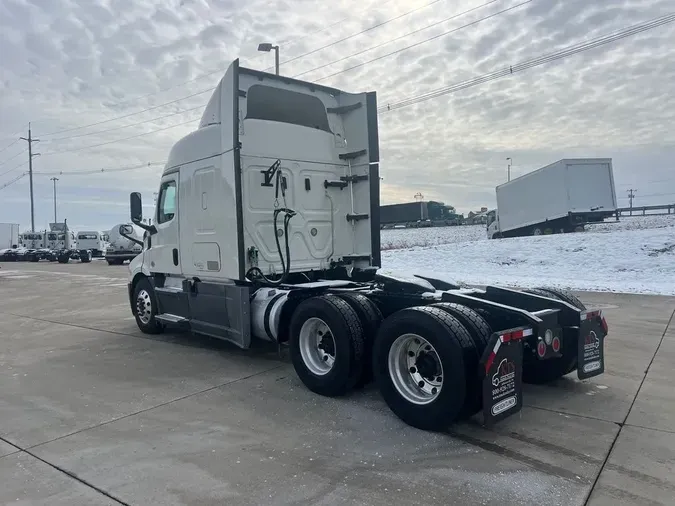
[157,180,177,224]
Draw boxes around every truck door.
[148,173,181,275]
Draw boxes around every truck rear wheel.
[289,295,365,397]
[80,250,92,263]
[132,278,163,334]
[335,293,383,387]
[431,303,491,417]
[523,287,586,384]
[57,253,70,264]
[373,306,473,431]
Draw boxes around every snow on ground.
[381,215,675,295]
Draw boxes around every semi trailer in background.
[0,223,19,249]
[487,158,617,239]
[380,201,461,228]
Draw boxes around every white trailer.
[122,59,611,431]
[487,158,617,239]
[0,223,19,249]
[105,223,143,265]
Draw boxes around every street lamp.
[258,42,280,75]
[506,157,512,182]
[50,177,59,223]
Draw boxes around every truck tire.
[335,293,383,387]
[29,254,39,262]
[430,303,491,417]
[132,278,163,334]
[80,250,93,263]
[372,306,473,431]
[289,295,365,397]
[522,287,586,383]
[57,254,70,264]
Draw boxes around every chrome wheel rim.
[388,333,443,405]
[298,317,335,376]
[136,289,152,325]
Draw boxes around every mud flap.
[577,309,607,380]
[480,327,530,426]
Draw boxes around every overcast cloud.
[0,0,673,232]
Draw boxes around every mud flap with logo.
[480,327,530,426]
[577,309,607,380]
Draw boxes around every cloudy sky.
[0,0,674,233]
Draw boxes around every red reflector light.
[551,336,561,353]
[501,332,512,342]
[537,341,546,357]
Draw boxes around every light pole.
[506,157,512,182]
[50,177,59,223]
[258,42,280,75]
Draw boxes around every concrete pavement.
[0,261,673,505]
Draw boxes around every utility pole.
[627,189,637,215]
[506,157,512,182]
[50,177,59,223]
[19,123,40,231]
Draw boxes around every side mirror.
[130,192,143,223]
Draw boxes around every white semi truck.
[105,223,143,265]
[487,158,618,239]
[49,221,95,263]
[124,59,609,430]
[76,231,107,257]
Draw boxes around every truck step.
[338,149,367,160]
[346,213,369,222]
[340,174,368,183]
[324,180,348,189]
[155,313,188,324]
[342,254,371,261]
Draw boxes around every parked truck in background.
[380,201,461,229]
[105,223,143,265]
[123,59,609,432]
[49,221,94,263]
[487,158,617,239]
[76,231,107,257]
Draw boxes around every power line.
[41,88,212,137]
[0,138,20,155]
[313,0,532,82]
[0,160,28,179]
[0,148,27,167]
[265,0,458,73]
[294,0,503,79]
[379,12,675,112]
[41,118,200,157]
[0,172,26,191]
[45,105,205,143]
[33,161,166,176]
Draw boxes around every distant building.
[466,209,489,225]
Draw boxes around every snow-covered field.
[381,215,675,295]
